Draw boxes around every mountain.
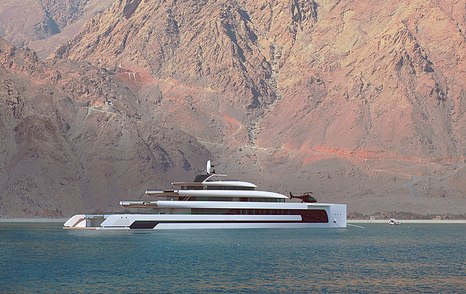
[0,0,465,217]
[0,37,210,217]
[52,0,466,215]
[0,0,113,58]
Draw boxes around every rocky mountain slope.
[0,0,112,58]
[52,0,466,215]
[0,37,209,217]
[0,0,465,217]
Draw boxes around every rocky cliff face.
[0,37,210,217]
[56,0,277,111]
[52,0,466,214]
[0,0,465,216]
[0,0,113,57]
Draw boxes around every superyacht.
[64,161,347,230]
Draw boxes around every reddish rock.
[0,0,465,216]
[0,37,210,217]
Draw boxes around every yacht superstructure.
[64,161,346,230]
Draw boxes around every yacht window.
[206,186,255,190]
[188,197,230,201]
[187,197,281,202]
[190,209,328,223]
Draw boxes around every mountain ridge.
[0,0,465,216]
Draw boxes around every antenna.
[206,160,216,174]
[206,160,212,174]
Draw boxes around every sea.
[0,222,465,293]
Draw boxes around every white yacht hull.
[64,204,347,230]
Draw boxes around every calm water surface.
[0,223,465,293]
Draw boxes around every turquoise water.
[0,223,465,293]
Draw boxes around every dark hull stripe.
[129,210,329,229]
[130,220,306,229]
[129,219,328,229]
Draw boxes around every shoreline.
[0,218,68,223]
[349,219,466,224]
[1,218,465,224]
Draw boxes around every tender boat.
[64,161,347,230]
[388,218,401,225]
